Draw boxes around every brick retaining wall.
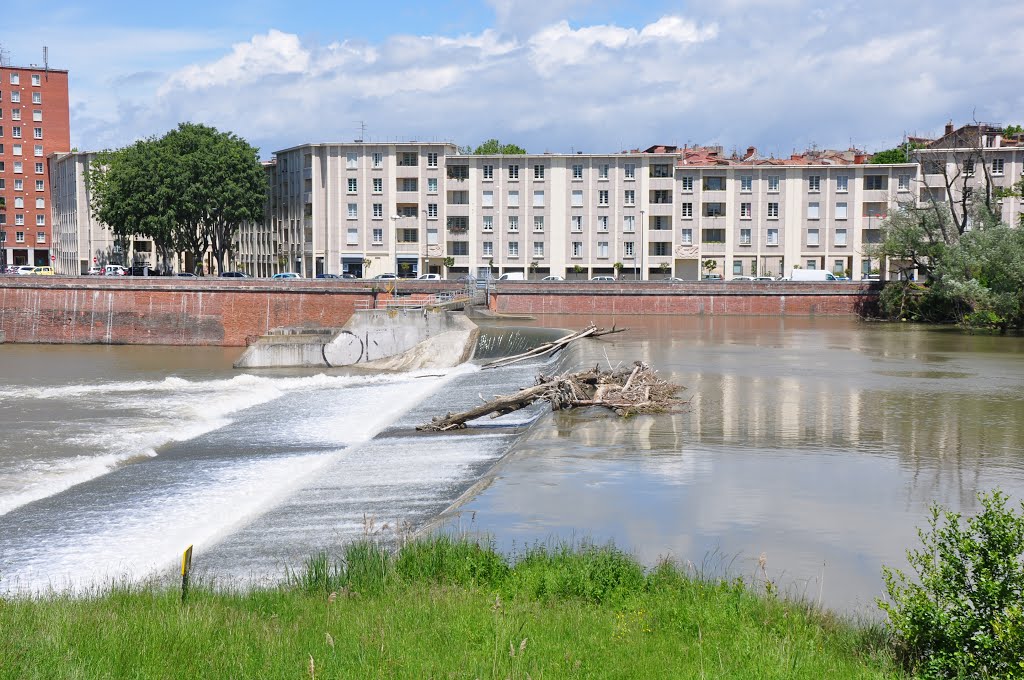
[489,281,879,317]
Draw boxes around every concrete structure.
[236,141,919,282]
[0,61,70,269]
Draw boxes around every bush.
[879,490,1024,678]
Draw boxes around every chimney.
[945,120,954,136]
[744,146,756,160]
[854,153,868,164]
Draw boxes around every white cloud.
[161,29,310,92]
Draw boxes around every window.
[35,180,44,191]
[15,215,24,226]
[864,175,887,190]
[36,215,45,227]
[533,165,545,179]
[534,241,545,257]
[482,241,493,256]
[571,190,583,207]
[572,241,583,257]
[808,175,821,192]
[508,216,519,232]
[836,202,848,219]
[740,202,751,218]
[31,74,40,86]
[624,241,634,257]
[12,126,21,139]
[599,164,609,179]
[482,216,493,232]
[597,241,609,258]
[835,229,848,246]
[680,228,693,244]
[767,202,779,218]
[807,202,820,219]
[572,164,583,180]
[12,144,21,155]
[624,164,635,179]
[372,228,383,243]
[13,179,21,190]
[400,178,417,191]
[767,228,779,245]
[703,176,726,191]
[427,203,438,218]
[35,162,44,174]
[372,177,383,193]
[702,202,725,217]
[14,197,23,208]
[508,164,519,179]
[14,161,23,173]
[16,231,25,242]
[346,152,358,169]
[739,228,751,245]
[508,241,519,257]
[508,190,519,207]
[444,241,466,256]
[447,165,468,180]
[372,152,383,167]
[9,73,18,85]
[10,92,19,103]
[702,229,725,243]
[837,175,848,192]
[733,260,743,275]
[767,175,780,192]
[598,190,609,205]
[624,189,635,205]
[483,164,493,180]
[740,175,752,192]
[898,174,910,191]
[807,228,820,246]
[346,227,359,245]
[597,216,608,232]
[446,217,468,232]
[0,233,4,243]
[347,178,357,193]
[347,203,358,218]
[533,190,544,207]
[651,190,672,204]
[681,176,694,192]
[533,216,544,232]
[623,215,635,232]
[806,260,817,270]
[993,158,1005,175]
[427,177,437,193]
[681,202,693,218]
[833,260,845,275]
[427,152,438,167]
[570,215,583,232]
[32,92,41,104]
[482,190,494,208]
[398,152,417,167]
[35,197,44,209]
[372,203,383,218]
[964,159,975,176]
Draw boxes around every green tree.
[1004,124,1023,137]
[702,259,718,277]
[471,139,527,155]
[880,490,1024,678]
[870,142,924,164]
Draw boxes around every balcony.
[303,167,312,180]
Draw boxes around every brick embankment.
[489,281,880,317]
[0,278,383,346]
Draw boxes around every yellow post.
[181,544,193,603]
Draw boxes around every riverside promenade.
[0,277,879,346]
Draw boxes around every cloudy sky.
[5,0,1022,158]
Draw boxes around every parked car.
[31,266,55,276]
[341,272,359,279]
[456,274,477,284]
[788,269,838,282]
[104,265,127,276]
[417,273,442,280]
[702,274,723,281]
[272,272,301,280]
[316,273,341,279]
[5,265,23,274]
[220,271,248,278]
[730,276,755,281]
[176,272,197,277]
[862,273,881,281]
[541,275,565,281]
[16,265,36,275]
[373,273,399,280]
[497,272,525,281]
[86,266,104,276]
[754,276,776,281]
[590,275,616,282]
[662,277,685,282]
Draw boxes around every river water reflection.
[454,315,1024,615]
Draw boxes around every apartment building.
[0,63,70,268]
[237,140,918,281]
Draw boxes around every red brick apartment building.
[0,63,70,268]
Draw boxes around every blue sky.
[4,0,1022,158]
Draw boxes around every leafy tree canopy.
[469,139,527,155]
[1003,123,1023,137]
[870,142,925,164]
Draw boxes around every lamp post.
[422,208,429,277]
[638,209,645,281]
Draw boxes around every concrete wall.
[0,278,375,346]
[489,281,880,317]
[323,308,476,366]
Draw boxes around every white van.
[497,272,526,281]
[788,269,838,282]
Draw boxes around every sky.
[4,0,1022,159]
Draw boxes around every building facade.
[237,142,922,281]
[0,64,70,268]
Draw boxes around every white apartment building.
[239,142,921,280]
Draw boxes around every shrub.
[879,490,1024,678]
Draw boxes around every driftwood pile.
[481,324,626,370]
[418,361,685,431]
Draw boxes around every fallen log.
[481,324,627,370]
[418,361,685,431]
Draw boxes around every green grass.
[0,536,902,679]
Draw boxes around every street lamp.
[638,209,645,281]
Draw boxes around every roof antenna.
[44,46,49,80]
[355,120,367,143]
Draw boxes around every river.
[1,316,1022,615]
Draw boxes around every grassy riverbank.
[0,537,901,679]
